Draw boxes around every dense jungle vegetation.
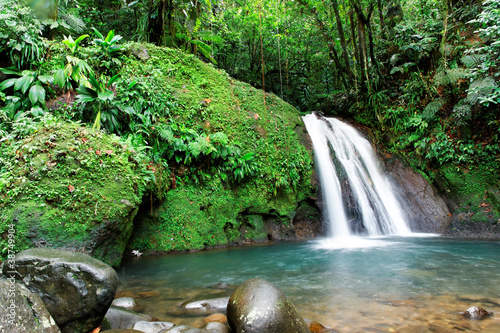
[0,0,499,261]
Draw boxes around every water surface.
[117,237,500,332]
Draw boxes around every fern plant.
[433,68,469,86]
[0,4,47,68]
[422,97,446,120]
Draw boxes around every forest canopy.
[1,0,499,183]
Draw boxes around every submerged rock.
[462,306,493,319]
[113,297,138,309]
[0,278,60,332]
[226,278,309,333]
[132,320,174,332]
[105,306,152,330]
[170,293,230,316]
[3,248,118,333]
[205,322,230,333]
[101,329,144,333]
[205,313,227,324]
[161,325,209,332]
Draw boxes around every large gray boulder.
[226,278,309,333]
[0,278,60,332]
[2,248,118,333]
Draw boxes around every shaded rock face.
[3,248,118,333]
[226,278,309,333]
[0,278,61,332]
[384,158,452,233]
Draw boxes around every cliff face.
[383,155,500,237]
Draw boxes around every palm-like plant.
[76,73,119,131]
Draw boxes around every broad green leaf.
[88,73,101,92]
[75,34,89,45]
[0,78,17,90]
[54,69,67,88]
[15,75,34,94]
[31,106,45,116]
[105,30,115,43]
[107,74,120,86]
[38,75,53,83]
[76,86,98,101]
[29,84,45,105]
[92,27,104,40]
[98,90,114,101]
[0,67,21,75]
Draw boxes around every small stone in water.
[205,313,228,324]
[462,306,492,319]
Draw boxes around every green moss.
[121,43,314,253]
[440,165,500,223]
[0,119,147,266]
[2,41,314,261]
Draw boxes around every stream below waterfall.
[117,237,500,332]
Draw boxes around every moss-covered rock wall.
[1,42,316,266]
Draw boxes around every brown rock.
[309,321,326,333]
[205,313,228,324]
[462,306,492,319]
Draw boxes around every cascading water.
[302,113,412,240]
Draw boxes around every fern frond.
[461,54,487,68]
[433,68,469,86]
[452,100,472,127]
[422,97,446,119]
[467,76,495,105]
[61,12,85,34]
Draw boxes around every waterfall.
[303,113,412,239]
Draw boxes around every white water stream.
[302,113,412,240]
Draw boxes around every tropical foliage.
[1,0,499,202]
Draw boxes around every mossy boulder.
[119,44,315,253]
[0,119,146,266]
[226,278,309,333]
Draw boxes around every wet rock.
[105,306,151,330]
[160,325,208,333]
[132,320,175,332]
[113,297,138,309]
[183,297,229,311]
[226,278,309,333]
[307,320,338,333]
[461,306,492,319]
[3,248,117,333]
[384,158,451,233]
[0,278,60,332]
[205,322,230,333]
[172,293,230,316]
[101,329,143,333]
[205,313,227,324]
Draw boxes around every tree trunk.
[377,0,386,38]
[332,0,353,86]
